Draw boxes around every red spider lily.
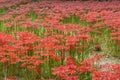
[76,34,93,41]
[0,57,9,63]
[0,52,20,64]
[40,36,60,50]
[7,76,17,80]
[12,32,40,55]
[19,21,39,28]
[8,52,20,64]
[54,45,68,51]
[81,55,103,66]
[15,31,39,45]
[0,32,15,46]
[111,64,120,74]
[27,65,36,70]
[66,36,78,46]
[93,71,120,80]
[21,55,43,70]
[0,45,17,52]
[111,32,120,37]
[52,56,79,80]
[35,67,41,75]
[40,49,61,61]
[54,34,64,41]
[14,14,26,21]
[5,22,14,28]
[78,65,95,74]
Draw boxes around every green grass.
[0,8,8,17]
[61,15,90,27]
[27,11,38,22]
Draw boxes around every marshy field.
[0,0,120,80]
